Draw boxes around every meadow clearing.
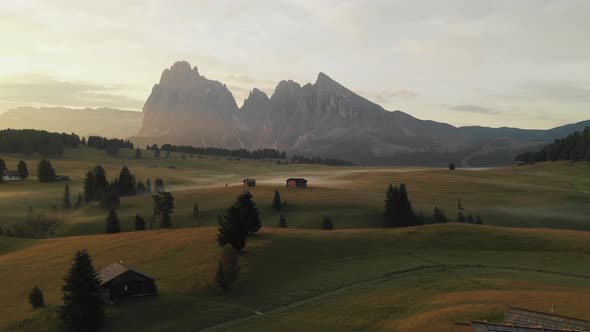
[1,147,589,331]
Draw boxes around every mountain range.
[135,61,590,166]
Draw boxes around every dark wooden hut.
[243,178,256,187]
[286,178,307,188]
[99,261,156,304]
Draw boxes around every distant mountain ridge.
[136,61,590,166]
[0,107,142,139]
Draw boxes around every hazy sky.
[1,0,589,129]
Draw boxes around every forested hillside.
[516,126,590,162]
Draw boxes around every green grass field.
[1,225,590,331]
[1,147,589,236]
[1,147,589,331]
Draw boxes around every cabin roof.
[243,178,256,182]
[286,178,307,182]
[3,170,19,177]
[506,306,590,324]
[469,321,583,332]
[99,261,154,285]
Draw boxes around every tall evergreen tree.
[449,163,456,170]
[433,207,448,223]
[457,211,466,223]
[467,213,475,224]
[475,213,483,225]
[92,165,108,194]
[37,159,56,182]
[62,183,72,209]
[383,184,398,228]
[116,165,136,196]
[17,160,28,179]
[278,214,287,228]
[0,158,6,170]
[272,190,282,211]
[193,203,200,219]
[217,191,262,250]
[105,209,120,233]
[134,215,145,231]
[83,171,95,203]
[322,216,334,230]
[74,193,83,209]
[135,148,142,159]
[28,285,45,309]
[60,249,104,332]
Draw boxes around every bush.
[278,214,287,228]
[322,216,333,230]
[134,215,145,231]
[28,285,45,309]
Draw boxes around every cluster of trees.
[432,206,483,224]
[150,144,287,160]
[86,136,134,156]
[38,159,57,182]
[383,184,421,227]
[83,165,153,210]
[0,159,29,181]
[516,126,590,163]
[290,154,355,166]
[0,129,81,156]
[0,207,61,238]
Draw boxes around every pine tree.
[81,136,87,145]
[105,209,120,233]
[117,165,136,196]
[467,213,475,224]
[37,160,56,182]
[17,160,28,179]
[152,191,175,229]
[272,190,282,211]
[475,213,483,225]
[322,216,334,230]
[154,146,160,158]
[154,178,164,192]
[279,214,287,228]
[28,285,45,309]
[134,215,145,231]
[449,163,456,170]
[383,184,398,228]
[457,211,466,223]
[62,183,72,209]
[135,148,142,159]
[60,249,104,331]
[146,178,152,193]
[433,207,447,223]
[83,171,95,203]
[217,191,262,250]
[92,165,108,194]
[0,158,6,171]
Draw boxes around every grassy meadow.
[1,147,590,331]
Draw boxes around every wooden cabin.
[243,178,256,187]
[2,170,21,181]
[286,178,307,188]
[99,261,157,304]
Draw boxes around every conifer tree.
[457,211,466,223]
[152,191,175,229]
[37,159,56,182]
[105,209,120,233]
[60,249,104,331]
[146,178,152,193]
[272,190,282,211]
[322,216,334,230]
[449,163,456,170]
[28,285,45,309]
[467,213,475,224]
[135,148,142,159]
[217,191,262,250]
[279,214,287,228]
[62,183,72,209]
[0,158,6,171]
[134,215,145,231]
[17,160,28,179]
[92,165,108,194]
[83,171,95,203]
[475,213,483,225]
[74,193,83,209]
[117,165,136,196]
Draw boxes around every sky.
[1,0,589,129]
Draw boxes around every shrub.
[28,285,45,309]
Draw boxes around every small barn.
[286,178,307,188]
[99,261,157,304]
[2,170,21,181]
[243,178,256,187]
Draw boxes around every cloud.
[450,104,500,115]
[0,74,144,110]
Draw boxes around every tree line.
[289,154,355,166]
[516,126,590,163]
[153,144,287,160]
[0,129,81,156]
[86,136,134,156]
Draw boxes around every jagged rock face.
[136,61,590,166]
[139,61,241,147]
